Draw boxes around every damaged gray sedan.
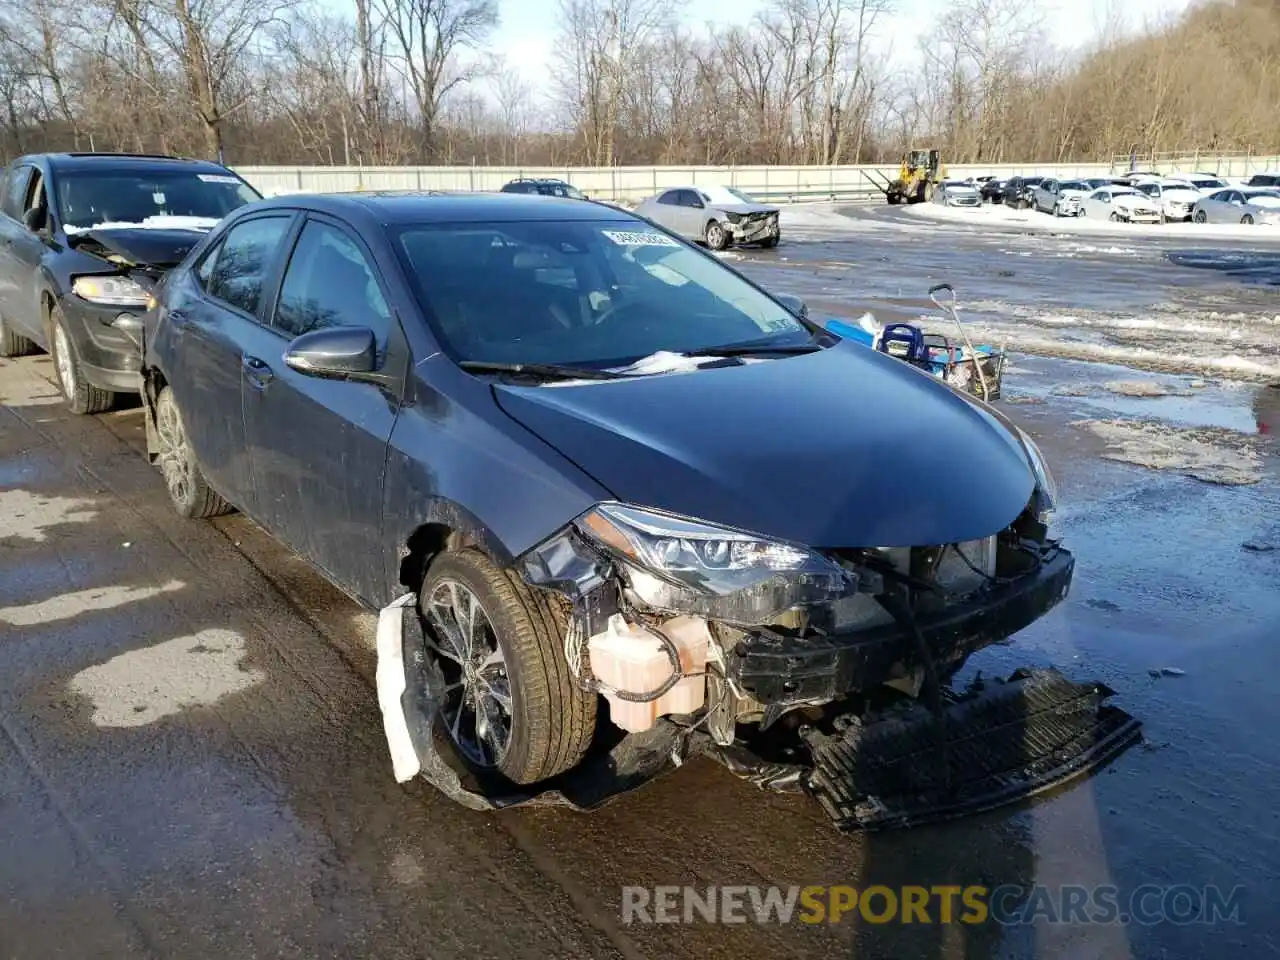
[142,191,1140,830]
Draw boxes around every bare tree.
[370,0,497,158]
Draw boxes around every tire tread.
[424,549,595,784]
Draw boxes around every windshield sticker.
[602,230,680,247]
[197,174,241,184]
[152,193,166,204]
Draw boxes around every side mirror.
[775,292,809,319]
[283,326,377,378]
[24,207,46,232]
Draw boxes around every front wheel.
[1242,214,1254,225]
[49,304,114,415]
[1110,212,1122,222]
[153,386,233,518]
[420,549,596,785]
[704,220,729,251]
[1194,210,1207,223]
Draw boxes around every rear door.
[0,164,36,338]
[244,214,407,601]
[166,212,298,511]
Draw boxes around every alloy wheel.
[154,394,194,508]
[52,320,76,399]
[423,579,512,767]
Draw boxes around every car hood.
[67,226,211,269]
[1058,189,1089,199]
[1113,196,1154,208]
[493,342,1036,548]
[713,203,779,215]
[1248,196,1280,209]
[944,185,979,195]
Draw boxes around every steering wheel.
[591,298,650,327]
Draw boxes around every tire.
[1110,212,1121,222]
[420,548,596,785]
[704,220,729,251]
[759,235,779,248]
[1052,203,1061,217]
[49,303,114,414]
[1242,214,1254,225]
[1194,210,1207,223]
[153,386,233,519]
[0,312,37,358]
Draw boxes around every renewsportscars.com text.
[620,884,1246,927]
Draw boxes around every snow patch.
[1,580,185,626]
[1077,418,1261,485]
[0,490,98,542]
[69,628,265,728]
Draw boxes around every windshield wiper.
[692,337,827,357]
[458,360,628,381]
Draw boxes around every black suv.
[0,152,260,413]
[999,176,1043,208]
[500,177,589,199]
[1245,172,1280,187]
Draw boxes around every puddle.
[69,628,266,728]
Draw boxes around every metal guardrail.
[234,156,1280,204]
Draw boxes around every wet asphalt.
[2,205,1279,959]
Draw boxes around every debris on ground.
[1075,418,1261,485]
[1149,667,1187,678]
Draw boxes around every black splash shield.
[798,667,1143,831]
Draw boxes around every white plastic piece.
[587,614,710,733]
[376,592,422,782]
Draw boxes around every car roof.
[16,152,237,174]
[240,190,635,224]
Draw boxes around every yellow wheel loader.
[871,149,946,205]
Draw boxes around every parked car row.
[949,169,1279,226]
[0,151,1068,805]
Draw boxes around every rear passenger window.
[200,216,292,317]
[273,221,390,341]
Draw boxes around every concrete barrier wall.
[233,156,1280,204]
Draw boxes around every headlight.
[1015,428,1058,521]
[723,211,742,223]
[73,275,150,307]
[576,502,860,624]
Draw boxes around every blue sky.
[489,0,1196,94]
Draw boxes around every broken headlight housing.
[73,275,150,307]
[576,502,859,625]
[1015,427,1058,522]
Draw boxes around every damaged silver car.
[141,191,1140,829]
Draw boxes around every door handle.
[242,354,274,389]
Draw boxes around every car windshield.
[55,168,260,231]
[1137,183,1159,195]
[1112,189,1139,197]
[1086,178,1110,187]
[1060,181,1090,191]
[1024,177,1044,185]
[699,185,757,204]
[393,220,810,369]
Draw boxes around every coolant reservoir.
[587,614,710,732]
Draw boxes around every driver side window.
[273,220,391,342]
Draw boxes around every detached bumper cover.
[728,546,1075,704]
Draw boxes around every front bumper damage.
[725,212,780,244]
[378,516,1142,829]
